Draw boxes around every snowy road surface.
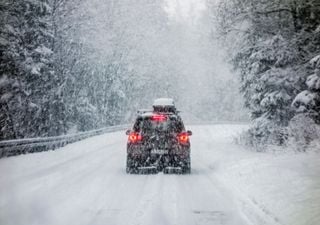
[1,124,319,225]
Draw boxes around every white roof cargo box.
[153,98,175,107]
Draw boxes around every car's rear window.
[133,116,184,135]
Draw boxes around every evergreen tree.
[292,55,320,122]
[0,0,65,140]
[215,0,320,147]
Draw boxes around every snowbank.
[215,150,320,225]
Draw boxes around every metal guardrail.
[0,121,249,159]
[0,124,129,158]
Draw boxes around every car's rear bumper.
[127,151,190,168]
[127,147,190,159]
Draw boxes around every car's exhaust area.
[163,166,182,174]
[131,166,183,174]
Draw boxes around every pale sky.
[164,0,207,24]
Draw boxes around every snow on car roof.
[138,112,154,117]
[152,98,175,106]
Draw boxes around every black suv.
[126,99,192,174]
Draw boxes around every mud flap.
[137,166,158,174]
[163,166,182,174]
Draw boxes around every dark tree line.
[0,0,152,140]
[214,0,320,149]
[0,0,61,140]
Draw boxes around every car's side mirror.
[187,130,192,136]
[125,129,131,135]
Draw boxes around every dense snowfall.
[1,0,320,225]
[0,0,247,140]
[1,0,320,149]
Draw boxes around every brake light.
[128,132,142,143]
[178,132,189,143]
[151,114,167,122]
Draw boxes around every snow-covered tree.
[0,0,64,139]
[289,54,320,150]
[214,0,320,147]
[292,55,320,122]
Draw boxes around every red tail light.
[151,114,167,122]
[128,132,142,143]
[178,132,189,143]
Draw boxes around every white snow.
[0,93,13,103]
[34,46,53,56]
[292,90,319,112]
[310,55,320,67]
[0,124,319,225]
[306,74,320,91]
[0,75,9,88]
[31,64,42,75]
[153,98,175,106]
[0,37,9,46]
[28,102,38,109]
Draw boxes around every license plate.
[151,149,168,154]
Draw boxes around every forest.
[213,0,320,149]
[1,0,320,151]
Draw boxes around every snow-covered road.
[1,124,319,225]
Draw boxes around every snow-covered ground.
[0,124,319,225]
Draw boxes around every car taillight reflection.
[128,132,142,143]
[178,132,189,143]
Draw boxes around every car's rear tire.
[126,155,139,174]
[182,158,191,174]
[182,166,191,174]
